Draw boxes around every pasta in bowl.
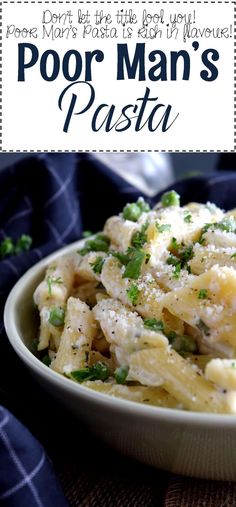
[32,191,236,415]
[5,189,236,480]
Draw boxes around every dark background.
[0,153,219,175]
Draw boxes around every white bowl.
[4,240,236,481]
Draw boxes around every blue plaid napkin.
[0,406,68,506]
[1,153,236,506]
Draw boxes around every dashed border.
[0,1,2,151]
[1,1,235,3]
[234,0,236,149]
[0,0,235,153]
[1,149,235,153]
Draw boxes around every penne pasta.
[161,266,236,354]
[101,257,166,319]
[34,255,75,350]
[74,251,106,283]
[129,348,236,414]
[205,358,236,391]
[93,298,168,367]
[34,192,236,414]
[83,381,181,408]
[50,297,97,374]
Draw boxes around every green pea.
[48,307,65,327]
[161,190,180,208]
[123,203,142,222]
[115,365,129,384]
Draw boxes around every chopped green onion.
[156,222,171,233]
[184,212,193,223]
[111,251,130,265]
[126,284,140,306]
[71,362,110,383]
[216,218,236,233]
[90,362,110,380]
[166,254,182,279]
[131,222,149,248]
[143,318,164,332]
[48,307,65,326]
[199,218,236,245]
[173,263,182,279]
[113,245,149,280]
[231,253,236,259]
[168,240,193,265]
[0,237,15,258]
[123,249,147,279]
[161,190,180,208]
[198,289,208,300]
[78,234,110,256]
[180,245,194,264]
[114,365,129,384]
[15,234,32,254]
[46,276,63,296]
[167,243,193,279]
[70,368,92,382]
[167,254,180,267]
[90,256,105,274]
[47,277,52,296]
[0,234,32,258]
[170,237,180,251]
[198,223,212,244]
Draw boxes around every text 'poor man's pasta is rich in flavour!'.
[34,192,236,414]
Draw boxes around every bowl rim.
[4,239,236,427]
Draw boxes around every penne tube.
[189,244,236,276]
[205,358,236,391]
[93,298,168,357]
[34,255,76,350]
[51,297,97,374]
[129,348,236,413]
[104,215,138,250]
[74,251,106,283]
[161,266,236,353]
[83,381,181,408]
[34,255,75,310]
[101,257,166,319]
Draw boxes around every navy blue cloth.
[1,154,236,506]
[0,406,68,506]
